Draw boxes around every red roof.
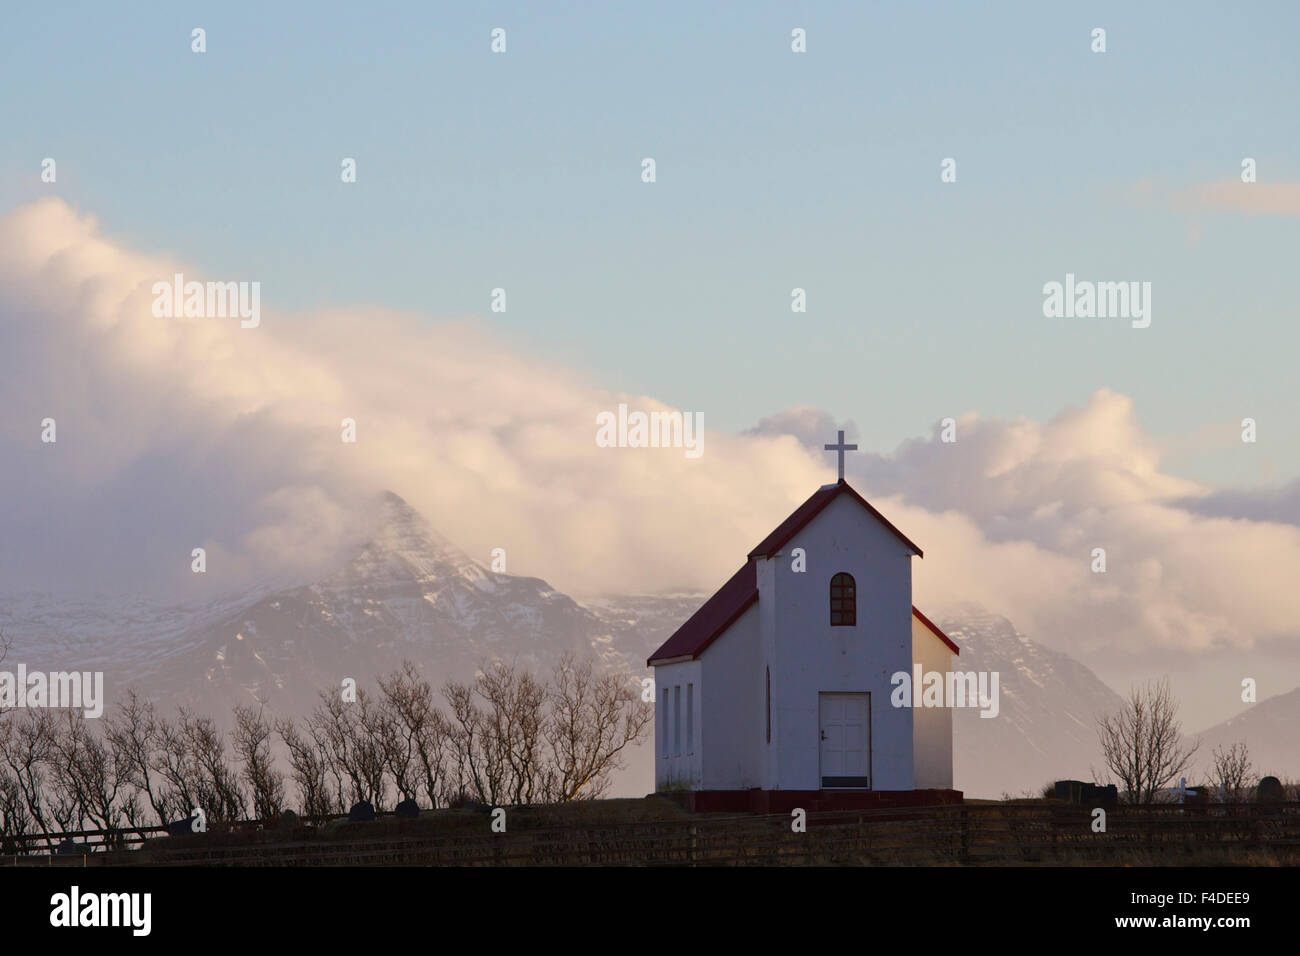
[912,605,960,655]
[747,479,923,559]
[647,561,758,664]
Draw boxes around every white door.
[819,693,870,789]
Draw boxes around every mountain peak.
[326,490,486,593]
[376,489,418,517]
[372,490,441,539]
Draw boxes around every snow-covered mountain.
[0,591,249,690]
[938,606,1127,799]
[1,492,615,718]
[147,491,619,716]
[1193,687,1300,784]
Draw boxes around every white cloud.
[745,406,858,448]
[0,199,825,599]
[3,199,1298,668]
[843,393,1300,658]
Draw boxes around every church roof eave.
[646,562,758,666]
[747,478,923,560]
[912,605,960,655]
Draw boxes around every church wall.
[766,494,916,791]
[911,616,954,790]
[697,602,761,790]
[757,556,779,789]
[652,658,703,791]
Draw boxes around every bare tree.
[442,656,651,805]
[275,716,336,820]
[478,661,548,804]
[105,690,171,827]
[353,690,393,807]
[153,708,244,823]
[543,654,653,802]
[0,634,39,851]
[233,705,285,821]
[0,647,659,847]
[306,689,388,810]
[0,632,34,851]
[0,769,31,853]
[0,709,58,849]
[1211,741,1252,802]
[377,662,448,807]
[181,709,245,821]
[442,677,503,804]
[48,711,128,841]
[152,712,201,823]
[1096,679,1199,804]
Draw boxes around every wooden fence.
[0,810,373,860]
[6,802,1299,867]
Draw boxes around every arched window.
[830,572,856,626]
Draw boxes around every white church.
[648,434,962,811]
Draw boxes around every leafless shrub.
[48,711,128,839]
[104,690,171,826]
[376,661,448,807]
[0,709,58,849]
[2,651,653,847]
[439,655,652,805]
[1211,741,1252,803]
[0,767,33,851]
[233,705,285,820]
[152,712,200,823]
[275,716,336,820]
[186,710,244,820]
[0,631,32,848]
[479,661,548,804]
[442,676,506,805]
[1096,678,1199,804]
[306,689,388,810]
[153,708,244,823]
[543,654,653,801]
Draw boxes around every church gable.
[646,479,919,666]
[748,479,923,560]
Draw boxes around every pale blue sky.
[3,1,1297,487]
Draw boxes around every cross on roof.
[824,429,858,481]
